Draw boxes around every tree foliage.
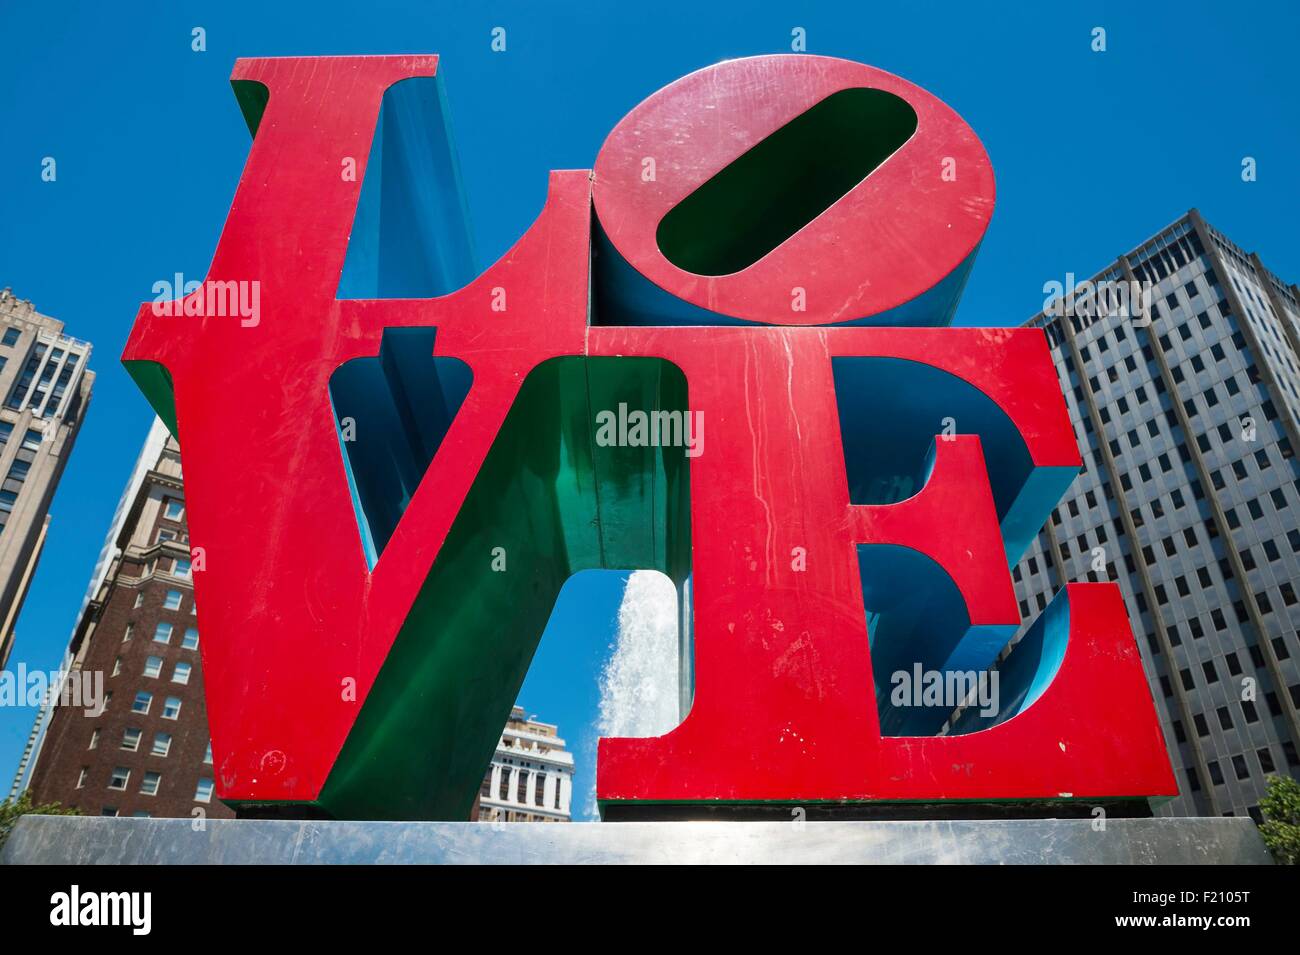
[1258,775,1300,865]
[0,791,80,851]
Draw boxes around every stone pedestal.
[0,815,1273,864]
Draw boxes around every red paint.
[122,54,1176,813]
[593,55,995,325]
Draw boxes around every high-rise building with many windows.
[476,706,574,822]
[0,288,94,668]
[16,419,232,820]
[1014,210,1300,821]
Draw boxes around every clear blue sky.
[1,0,1297,817]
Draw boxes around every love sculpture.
[122,54,1176,819]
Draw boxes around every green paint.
[123,360,179,440]
[231,80,270,138]
[656,87,918,276]
[240,356,692,819]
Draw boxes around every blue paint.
[861,543,1017,735]
[836,357,1078,734]
[949,588,1070,734]
[329,328,473,568]
[338,76,477,300]
[831,357,1078,557]
[592,220,979,327]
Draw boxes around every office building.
[1014,210,1300,820]
[0,288,94,668]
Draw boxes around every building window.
[132,691,152,714]
[173,558,192,578]
[194,778,214,803]
[133,592,145,609]
[172,661,192,685]
[1,328,20,347]
[163,589,183,610]
[101,807,118,817]
[161,696,182,720]
[151,732,172,757]
[163,499,184,520]
[182,627,199,650]
[122,727,142,751]
[108,766,130,790]
[122,624,133,643]
[76,767,88,789]
[203,741,213,764]
[143,655,163,678]
[153,622,173,644]
[88,728,100,750]
[111,657,122,677]
[140,771,161,796]
[132,811,152,818]
[20,429,42,451]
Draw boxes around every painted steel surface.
[121,54,1176,819]
[593,55,994,327]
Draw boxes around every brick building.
[21,420,231,819]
